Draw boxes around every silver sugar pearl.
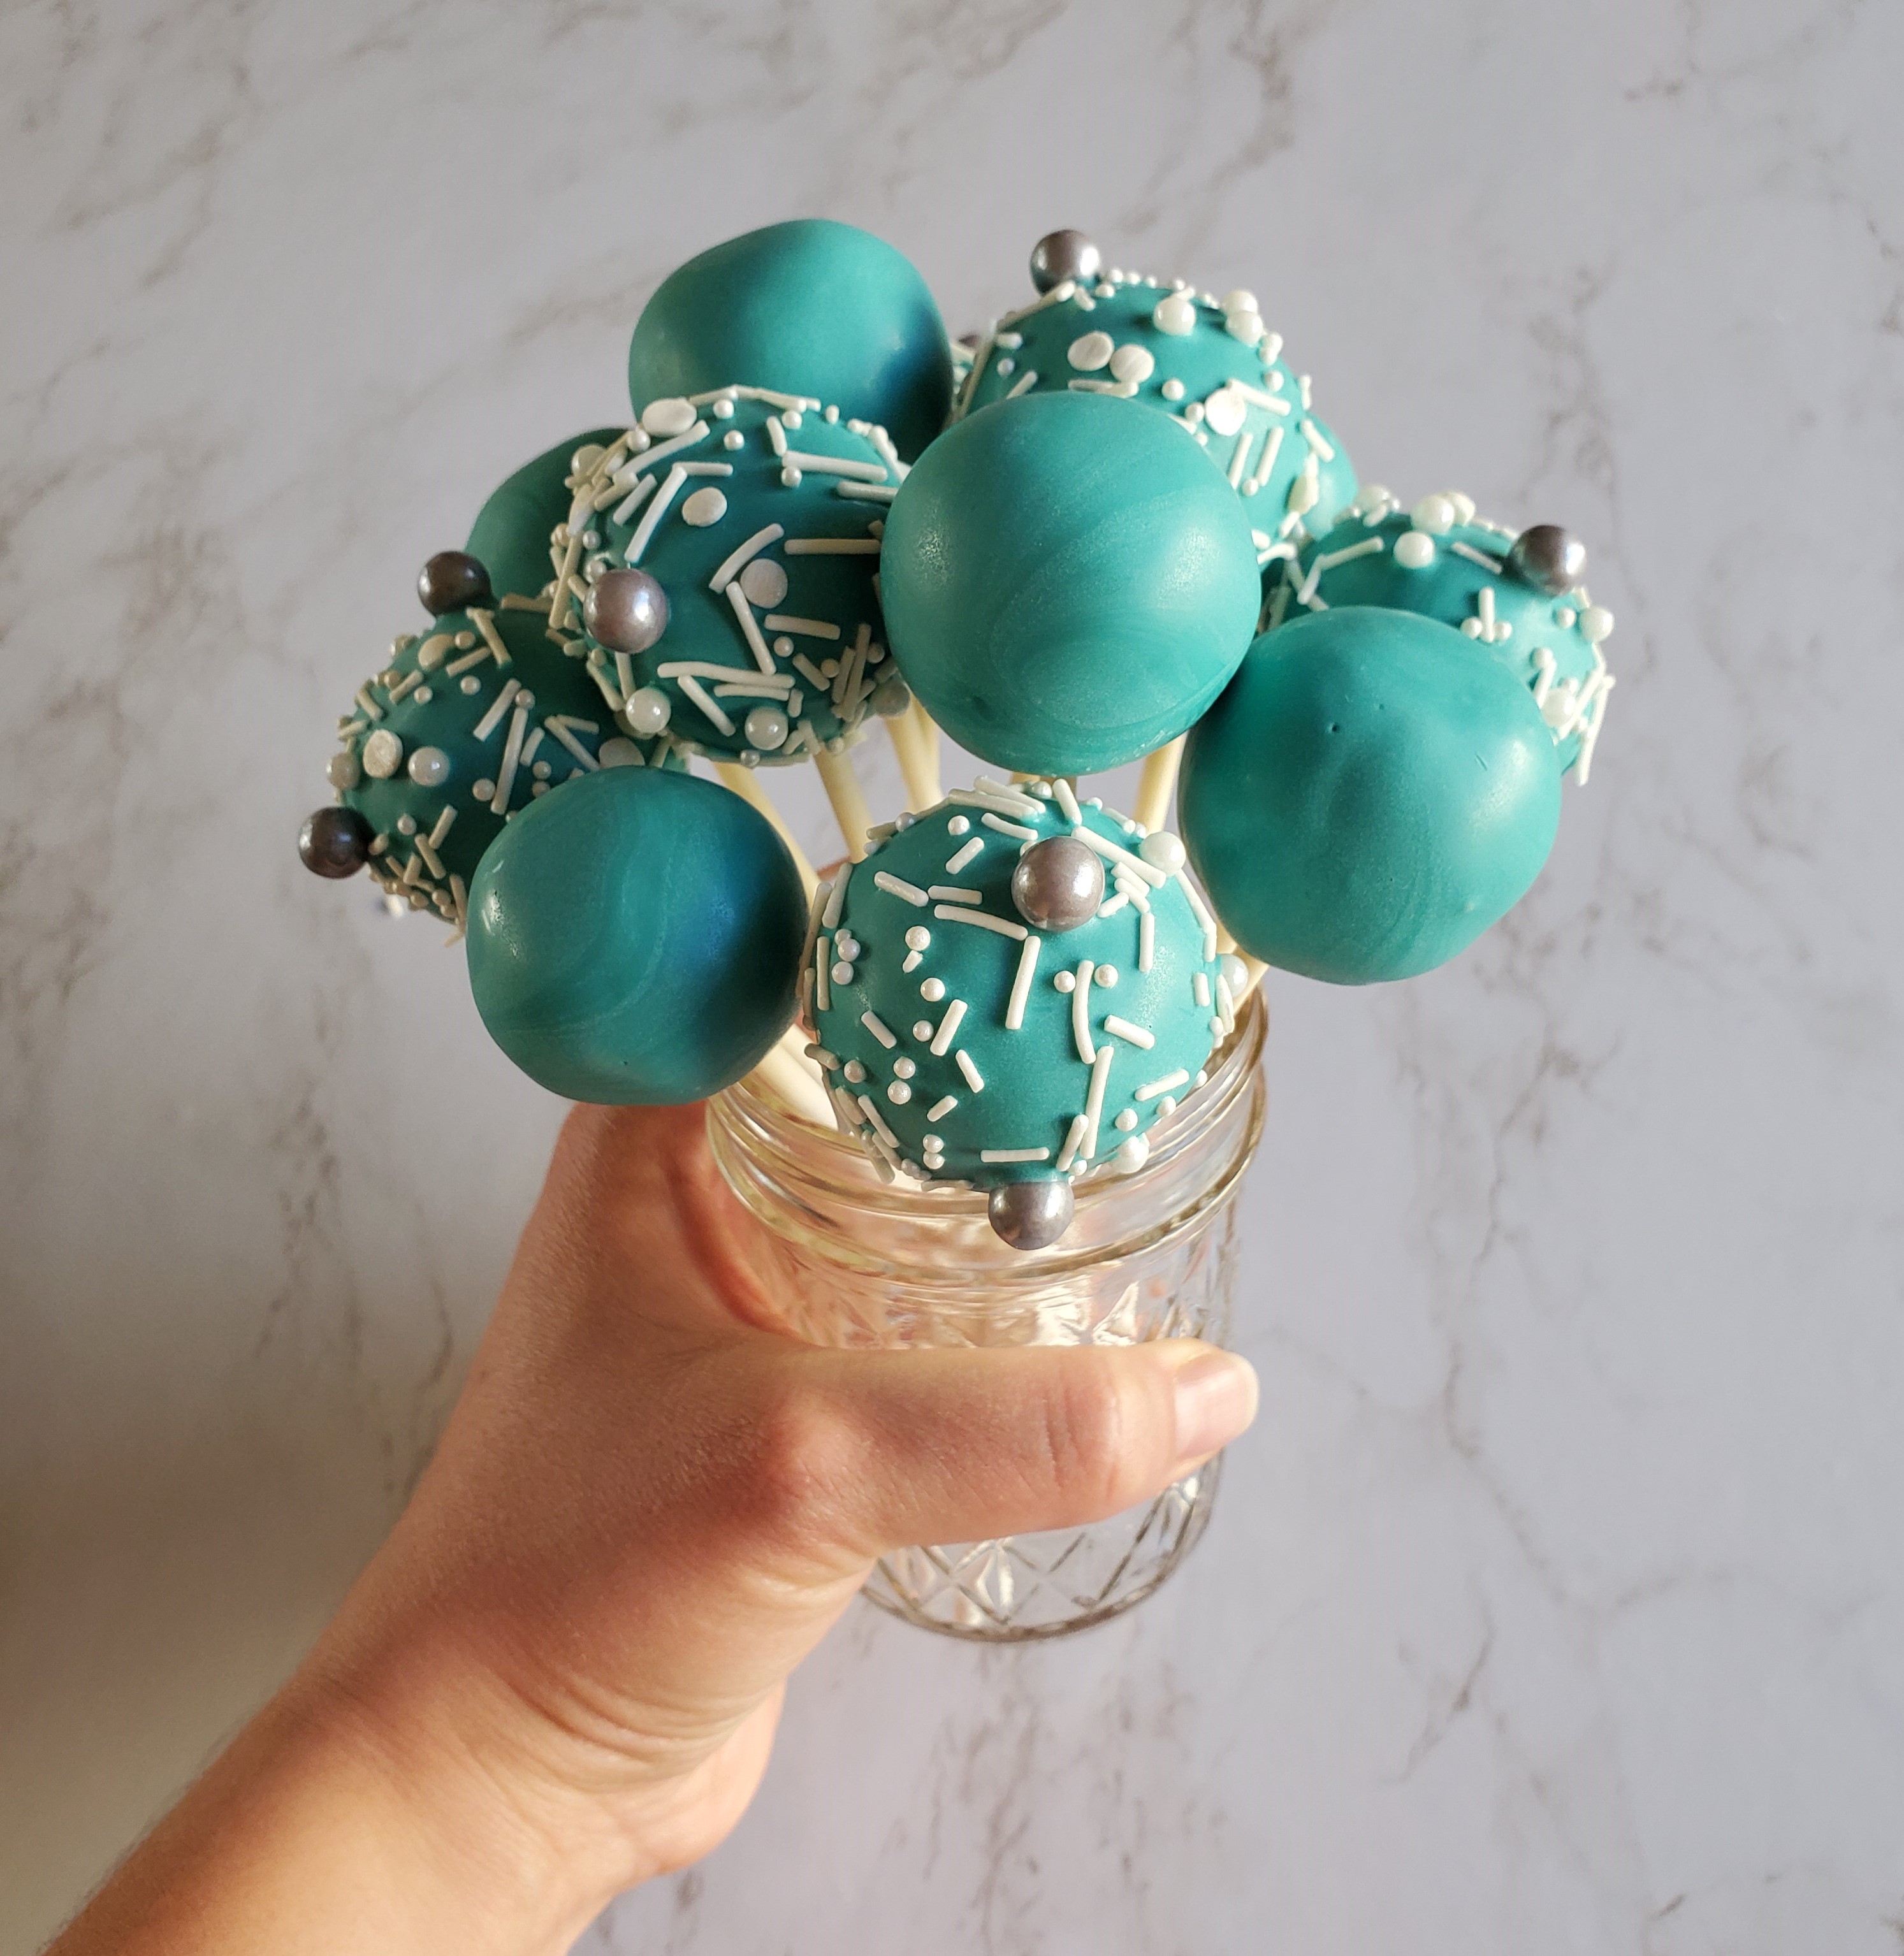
[987,1177,1075,1251]
[417,550,492,617]
[298,805,373,879]
[1010,834,1106,932]
[1507,524,1588,597]
[1029,229,1101,294]
[584,567,669,653]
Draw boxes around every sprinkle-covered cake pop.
[627,219,955,463]
[1270,486,1617,781]
[563,387,907,765]
[804,777,1232,1247]
[467,766,808,1105]
[958,233,1358,541]
[307,555,675,929]
[1180,607,1564,985]
[880,391,1262,775]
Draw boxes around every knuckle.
[1035,1360,1145,1516]
[730,1380,869,1551]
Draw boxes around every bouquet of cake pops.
[303,221,1614,1252]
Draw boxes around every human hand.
[54,1101,1256,1955]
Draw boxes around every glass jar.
[706,989,1267,1642]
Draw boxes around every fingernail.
[1170,1350,1258,1476]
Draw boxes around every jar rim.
[709,986,1267,1284]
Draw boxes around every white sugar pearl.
[774,636,794,656]
[326,750,360,790]
[472,779,495,802]
[887,1080,912,1105]
[1555,605,1577,628]
[1220,953,1249,997]
[1109,342,1154,384]
[406,744,450,788]
[396,813,417,836]
[1114,1108,1139,1132]
[1581,605,1615,643]
[996,356,1015,376]
[1116,1133,1151,1173]
[738,558,788,608]
[743,706,788,751]
[782,410,803,430]
[623,687,671,735]
[1462,618,1484,638]
[831,962,854,985]
[1161,377,1186,402]
[919,976,945,1001]
[460,675,481,694]
[681,486,727,526]
[595,738,639,767]
[905,926,931,951]
[1411,494,1456,535]
[1225,309,1265,345]
[1202,386,1247,438]
[913,1021,934,1040]
[641,396,696,437]
[1067,330,1114,371]
[1054,971,1077,993]
[1221,289,1258,317]
[1152,293,1196,337]
[723,429,745,450]
[1394,530,1436,570]
[361,728,403,778]
[1157,1096,1177,1119]
[1447,491,1477,525]
[1138,830,1186,873]
[947,815,970,836]
[711,396,735,418]
[1095,965,1117,987]
[893,1057,916,1080]
[844,1060,866,1083]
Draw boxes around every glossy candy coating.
[880,392,1262,775]
[1274,500,1615,780]
[806,781,1226,1204]
[467,767,807,1104]
[1181,607,1564,985]
[570,388,895,763]
[627,220,954,462]
[958,268,1356,531]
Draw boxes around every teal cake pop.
[467,766,807,1105]
[1181,607,1564,985]
[959,242,1358,539]
[563,386,905,764]
[1270,486,1617,781]
[627,219,954,463]
[314,577,676,930]
[879,391,1262,776]
[804,776,1230,1247]
[466,426,626,604]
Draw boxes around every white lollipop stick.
[746,1024,834,1127]
[713,762,817,900]
[901,698,941,808]
[815,745,874,861]
[1133,734,1186,834]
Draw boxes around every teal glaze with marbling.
[806,783,1225,1191]
[627,220,954,463]
[465,427,625,604]
[573,388,896,762]
[467,766,807,1105]
[334,600,676,913]
[1181,607,1564,985]
[1273,502,1616,779]
[880,391,1262,776]
[958,271,1356,533]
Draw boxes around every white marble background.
[3,1,1901,1948]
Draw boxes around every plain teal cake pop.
[627,219,954,463]
[1180,607,1564,985]
[959,238,1357,537]
[465,426,625,604]
[880,391,1262,776]
[563,386,906,765]
[466,767,807,1104]
[804,777,1231,1247]
[1271,486,1617,781]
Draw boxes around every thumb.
[776,1338,1258,1560]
